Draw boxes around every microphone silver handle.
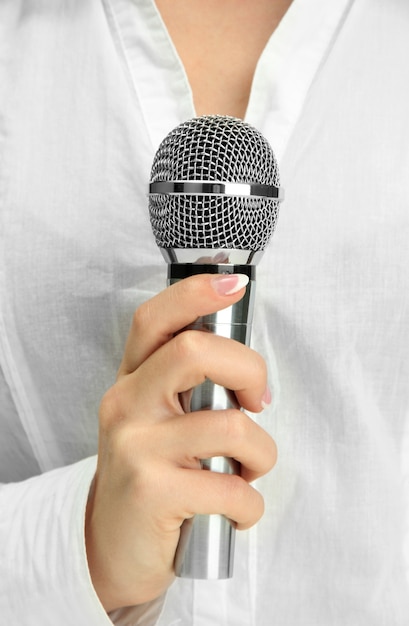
[170,272,255,579]
[175,377,241,579]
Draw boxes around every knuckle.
[225,473,249,503]
[130,461,163,501]
[221,409,251,443]
[99,385,122,430]
[109,423,135,460]
[101,420,154,478]
[173,275,199,300]
[222,411,277,476]
[173,329,205,362]
[131,301,153,336]
[99,379,142,432]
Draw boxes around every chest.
[154,0,293,118]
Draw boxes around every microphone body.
[168,261,255,579]
[148,115,282,579]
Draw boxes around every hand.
[85,274,277,612]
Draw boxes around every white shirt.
[1,0,409,624]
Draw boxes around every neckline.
[246,0,354,159]
[103,0,353,158]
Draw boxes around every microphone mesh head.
[149,115,280,252]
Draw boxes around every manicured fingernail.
[211,273,249,296]
[213,251,230,263]
[261,385,272,409]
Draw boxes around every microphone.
[148,115,283,580]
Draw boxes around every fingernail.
[261,385,272,409]
[213,251,229,263]
[211,273,249,296]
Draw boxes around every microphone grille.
[149,115,281,252]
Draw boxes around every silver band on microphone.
[149,180,284,200]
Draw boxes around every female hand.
[85,273,277,612]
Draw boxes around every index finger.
[118,273,249,377]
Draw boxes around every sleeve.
[0,456,164,626]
